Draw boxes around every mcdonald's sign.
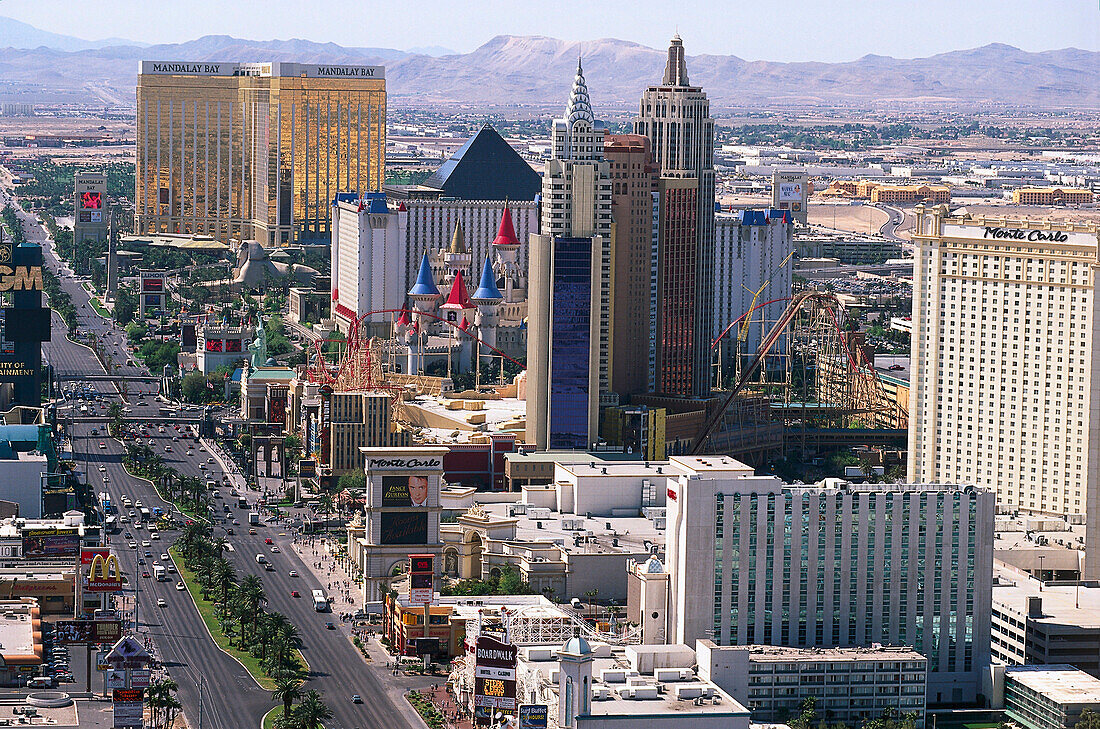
[85,553,124,592]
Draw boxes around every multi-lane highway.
[0,191,419,729]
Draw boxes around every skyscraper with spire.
[526,61,613,450]
[635,35,716,399]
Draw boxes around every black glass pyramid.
[423,123,540,201]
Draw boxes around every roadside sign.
[518,705,548,729]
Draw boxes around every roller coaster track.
[691,290,884,455]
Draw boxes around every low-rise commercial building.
[698,642,927,727]
[449,635,752,729]
[870,184,950,204]
[1001,665,1100,729]
[0,598,43,685]
[1012,187,1093,206]
[991,563,1100,676]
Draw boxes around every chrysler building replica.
[526,61,613,450]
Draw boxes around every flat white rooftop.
[1006,665,1100,704]
[993,564,1100,629]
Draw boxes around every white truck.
[153,565,166,581]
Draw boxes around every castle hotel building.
[135,61,385,245]
[906,206,1100,577]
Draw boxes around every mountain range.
[0,18,1096,108]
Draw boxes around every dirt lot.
[807,201,889,235]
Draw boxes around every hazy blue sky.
[2,0,1096,61]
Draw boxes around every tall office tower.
[635,36,716,398]
[604,134,658,397]
[526,61,613,450]
[135,61,385,246]
[663,456,994,705]
[907,206,1100,577]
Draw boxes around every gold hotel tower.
[136,61,385,245]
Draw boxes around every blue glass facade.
[548,237,593,450]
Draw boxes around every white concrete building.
[714,211,793,377]
[663,456,994,705]
[450,635,751,729]
[330,192,407,336]
[905,206,1100,576]
[698,642,927,726]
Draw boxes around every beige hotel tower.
[907,204,1100,577]
[135,61,385,245]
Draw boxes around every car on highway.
[142,541,150,547]
[99,442,106,449]
[156,598,166,608]
[160,553,169,561]
[351,695,362,704]
[98,466,106,472]
[175,582,185,591]
[289,570,298,577]
[291,590,300,598]
[271,546,280,553]
[137,558,146,565]
[264,538,273,545]
[248,528,256,535]
[128,542,137,549]
[325,622,335,630]
[141,571,150,578]
[144,550,152,558]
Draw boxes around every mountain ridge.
[0,28,1095,108]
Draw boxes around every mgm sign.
[0,238,50,406]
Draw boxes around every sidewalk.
[290,535,364,611]
[418,683,475,729]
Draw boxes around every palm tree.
[271,677,303,719]
[274,621,301,674]
[147,677,180,729]
[212,557,236,604]
[294,690,332,729]
[236,574,267,647]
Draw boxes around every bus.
[312,590,328,612]
[104,516,118,533]
[139,507,151,522]
[238,497,248,509]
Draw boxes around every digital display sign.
[80,191,102,209]
[225,338,242,352]
[379,512,428,545]
[205,339,224,352]
[410,555,433,573]
[381,475,430,507]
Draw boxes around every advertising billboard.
[777,182,803,202]
[84,553,125,592]
[112,688,144,728]
[268,394,287,424]
[379,512,428,545]
[22,528,79,558]
[205,338,224,352]
[55,619,122,645]
[141,277,163,293]
[80,191,103,210]
[81,548,111,565]
[474,635,518,714]
[518,705,549,729]
[225,337,242,352]
[381,475,430,507]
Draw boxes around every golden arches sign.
[86,554,123,592]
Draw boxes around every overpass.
[68,416,203,424]
[54,373,160,382]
